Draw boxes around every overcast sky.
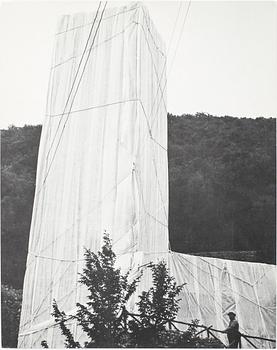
[0,1,276,128]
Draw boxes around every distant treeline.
[168,113,276,263]
[1,114,276,289]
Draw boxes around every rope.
[136,100,168,221]
[30,170,133,261]
[135,20,167,112]
[44,2,102,170]
[37,2,107,196]
[25,10,108,324]
[137,1,191,154]
[19,261,74,329]
[51,16,138,70]
[168,1,191,75]
[134,165,168,228]
[140,6,166,59]
[55,5,138,36]
[47,98,140,117]
[175,253,275,313]
[197,256,274,288]
[29,251,85,262]
[129,3,192,219]
[149,0,192,134]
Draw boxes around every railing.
[121,309,276,349]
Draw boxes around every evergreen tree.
[42,232,141,348]
[129,261,185,347]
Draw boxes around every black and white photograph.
[1,1,276,348]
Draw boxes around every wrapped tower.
[18,3,168,347]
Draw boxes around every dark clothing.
[227,333,240,348]
[226,319,240,348]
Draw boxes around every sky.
[0,0,276,128]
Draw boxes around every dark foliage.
[1,284,22,347]
[128,261,185,347]
[42,233,141,348]
[42,241,222,348]
[1,115,275,292]
[1,125,42,289]
[168,114,276,263]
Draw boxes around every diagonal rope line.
[140,6,166,59]
[25,8,107,325]
[37,2,107,195]
[55,5,138,36]
[198,256,274,288]
[134,166,167,228]
[135,20,167,112]
[19,261,74,330]
[168,0,191,75]
[44,2,102,169]
[130,3,192,223]
[170,251,195,320]
[176,255,240,330]
[150,0,191,131]
[132,2,192,226]
[137,100,168,221]
[51,12,139,70]
[178,254,275,313]
[40,3,165,197]
[129,4,191,224]
[138,1,192,157]
[47,98,140,117]
[30,170,133,259]
[135,2,185,151]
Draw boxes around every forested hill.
[168,114,275,263]
[1,114,276,289]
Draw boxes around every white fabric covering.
[18,3,275,348]
[169,252,276,348]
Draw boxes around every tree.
[41,235,223,348]
[42,232,141,348]
[129,261,185,347]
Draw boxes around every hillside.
[1,114,276,289]
[168,113,276,264]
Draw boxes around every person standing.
[224,311,240,348]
